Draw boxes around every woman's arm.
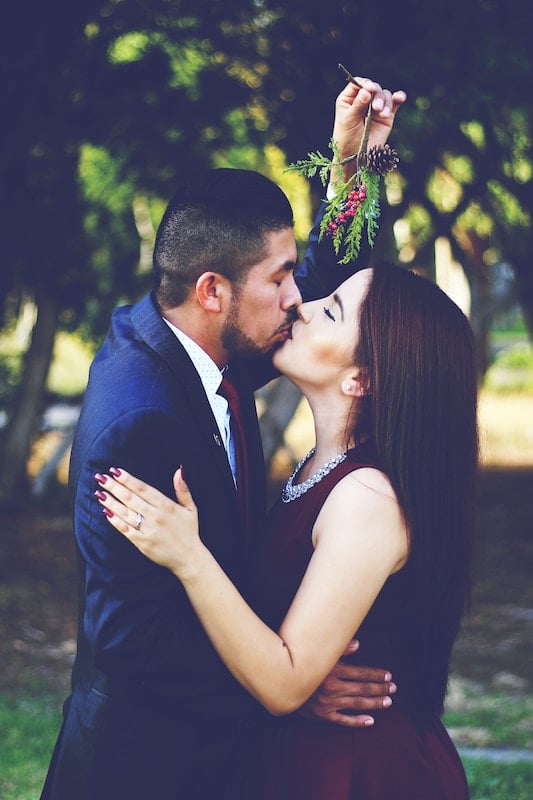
[295,77,406,301]
[97,467,407,715]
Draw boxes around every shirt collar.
[162,317,223,396]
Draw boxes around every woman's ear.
[195,272,231,313]
[341,368,371,398]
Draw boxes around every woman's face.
[273,269,373,391]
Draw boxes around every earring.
[342,382,351,393]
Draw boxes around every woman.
[96,264,478,798]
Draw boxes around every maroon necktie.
[217,372,250,536]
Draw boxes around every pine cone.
[365,144,399,175]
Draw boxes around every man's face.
[221,228,301,358]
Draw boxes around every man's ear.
[195,272,231,313]
[341,367,371,398]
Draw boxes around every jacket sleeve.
[294,200,374,302]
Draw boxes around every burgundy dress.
[243,452,469,800]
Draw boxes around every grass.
[2,697,532,800]
[463,759,533,800]
[0,692,62,800]
[2,690,531,800]
[444,679,533,750]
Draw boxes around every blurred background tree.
[0,0,531,506]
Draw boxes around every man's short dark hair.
[153,168,294,308]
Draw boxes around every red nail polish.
[109,467,122,477]
[102,508,114,518]
[95,473,106,485]
[94,490,107,501]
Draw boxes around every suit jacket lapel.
[130,294,237,498]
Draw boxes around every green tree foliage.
[254,1,533,339]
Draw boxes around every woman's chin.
[272,340,288,371]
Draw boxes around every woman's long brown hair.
[353,264,478,716]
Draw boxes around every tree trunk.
[0,285,58,507]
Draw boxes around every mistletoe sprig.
[325,143,383,264]
[286,119,399,264]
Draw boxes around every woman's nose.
[297,302,312,323]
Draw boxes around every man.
[41,77,406,799]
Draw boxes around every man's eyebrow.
[282,260,297,272]
[333,293,344,320]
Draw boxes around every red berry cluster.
[325,184,367,237]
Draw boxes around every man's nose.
[282,274,302,311]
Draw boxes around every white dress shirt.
[163,318,237,482]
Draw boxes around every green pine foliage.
[338,169,381,264]
[285,149,332,186]
[286,139,389,263]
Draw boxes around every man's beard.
[220,293,292,360]
[221,312,272,360]
[221,319,270,359]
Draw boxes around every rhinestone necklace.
[281,448,348,503]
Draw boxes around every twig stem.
[337,63,364,89]
[337,64,372,183]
